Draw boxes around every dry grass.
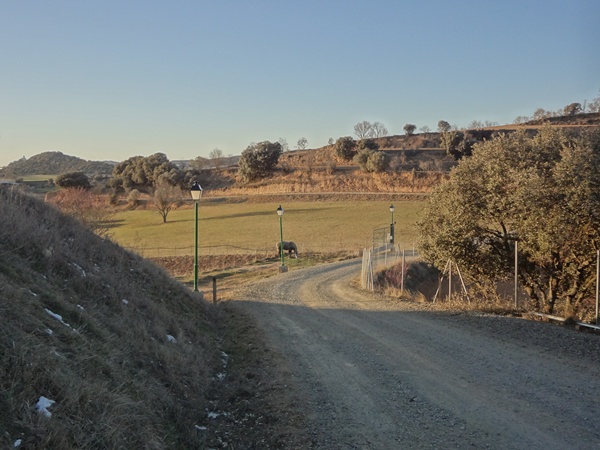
[378,260,522,315]
[0,187,347,448]
[0,188,221,448]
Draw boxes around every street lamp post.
[190,182,203,291]
[277,205,287,272]
[389,204,395,245]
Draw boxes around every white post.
[596,250,600,325]
[448,261,452,301]
[401,249,405,293]
[514,241,518,309]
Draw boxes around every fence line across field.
[124,244,275,258]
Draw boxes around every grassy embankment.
[0,184,316,448]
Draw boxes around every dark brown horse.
[277,241,298,258]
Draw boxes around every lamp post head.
[190,182,203,201]
[277,205,284,216]
[389,204,395,213]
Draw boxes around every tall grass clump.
[0,187,220,448]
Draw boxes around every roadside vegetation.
[0,187,313,448]
[418,127,600,322]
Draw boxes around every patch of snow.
[13,439,22,448]
[122,299,129,305]
[45,328,53,335]
[45,309,64,322]
[76,304,84,310]
[215,373,226,381]
[220,351,229,367]
[28,290,38,297]
[45,309,71,328]
[207,412,220,419]
[35,396,55,418]
[195,425,207,431]
[166,335,177,343]
[70,262,86,277]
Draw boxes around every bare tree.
[296,137,308,150]
[371,122,388,137]
[278,138,289,152]
[513,116,530,124]
[420,125,431,135]
[209,148,224,169]
[354,121,373,139]
[47,188,113,237]
[588,96,600,113]
[191,156,210,170]
[532,108,551,121]
[153,182,183,223]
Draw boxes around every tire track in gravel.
[233,258,600,449]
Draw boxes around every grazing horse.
[277,241,298,258]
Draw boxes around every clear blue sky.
[1,0,598,168]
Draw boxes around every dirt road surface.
[233,258,600,449]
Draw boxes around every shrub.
[334,137,357,160]
[55,171,91,189]
[238,141,283,182]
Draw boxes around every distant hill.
[0,151,115,177]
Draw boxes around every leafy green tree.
[335,137,357,160]
[111,153,184,193]
[357,139,379,151]
[403,124,416,136]
[563,102,582,116]
[440,130,475,159]
[365,151,388,172]
[238,141,282,182]
[354,149,388,172]
[55,171,91,189]
[353,149,372,170]
[419,127,600,317]
[437,120,451,133]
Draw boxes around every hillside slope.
[0,188,309,448]
[0,151,114,177]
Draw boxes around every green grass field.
[108,200,426,257]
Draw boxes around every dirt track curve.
[234,258,600,449]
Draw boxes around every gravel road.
[234,258,600,449]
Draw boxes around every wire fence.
[123,244,275,258]
[361,244,418,291]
